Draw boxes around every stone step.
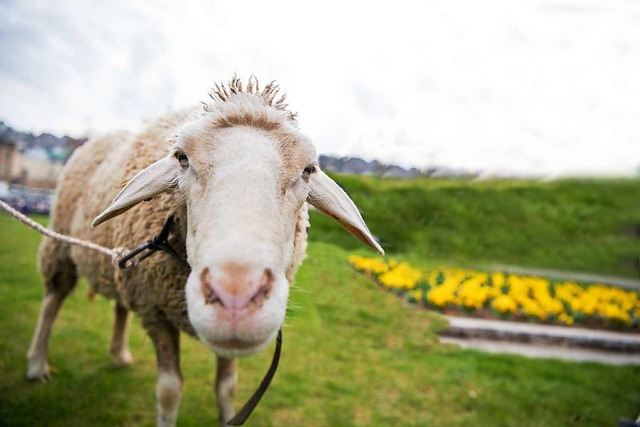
[439,337,640,365]
[439,316,640,353]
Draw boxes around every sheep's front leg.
[149,320,182,427]
[215,356,237,426]
[110,301,133,366]
[27,253,78,382]
[27,291,67,381]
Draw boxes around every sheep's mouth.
[206,330,279,357]
[213,338,265,351]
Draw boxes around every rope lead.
[0,199,121,259]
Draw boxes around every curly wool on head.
[204,76,298,125]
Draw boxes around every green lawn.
[0,213,639,426]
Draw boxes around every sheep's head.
[92,79,383,357]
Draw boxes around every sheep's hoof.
[27,372,51,383]
[26,363,51,383]
[111,349,134,367]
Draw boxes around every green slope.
[310,175,640,278]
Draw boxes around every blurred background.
[1,1,639,426]
[1,0,640,183]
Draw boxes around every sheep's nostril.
[250,269,274,306]
[199,266,275,309]
[200,267,223,306]
[261,268,275,293]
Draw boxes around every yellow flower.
[492,295,517,314]
[491,272,505,288]
[457,276,490,310]
[427,286,456,308]
[409,289,423,302]
[347,255,388,275]
[599,303,632,325]
[558,313,574,325]
[378,262,423,290]
[521,299,547,320]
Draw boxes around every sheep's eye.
[176,152,189,168]
[301,165,316,181]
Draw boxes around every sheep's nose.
[199,265,274,309]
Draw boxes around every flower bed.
[347,255,640,330]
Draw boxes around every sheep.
[26,77,383,427]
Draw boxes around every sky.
[1,0,639,177]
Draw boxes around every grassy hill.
[0,211,639,426]
[310,175,640,278]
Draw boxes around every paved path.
[440,337,640,365]
[439,315,640,365]
[490,264,639,290]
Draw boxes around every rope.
[0,199,128,267]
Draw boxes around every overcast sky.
[1,0,639,177]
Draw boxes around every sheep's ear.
[92,155,179,227]
[307,170,384,254]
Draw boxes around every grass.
[0,213,639,426]
[310,175,640,278]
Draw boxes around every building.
[0,135,19,183]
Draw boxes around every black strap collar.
[118,215,186,269]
